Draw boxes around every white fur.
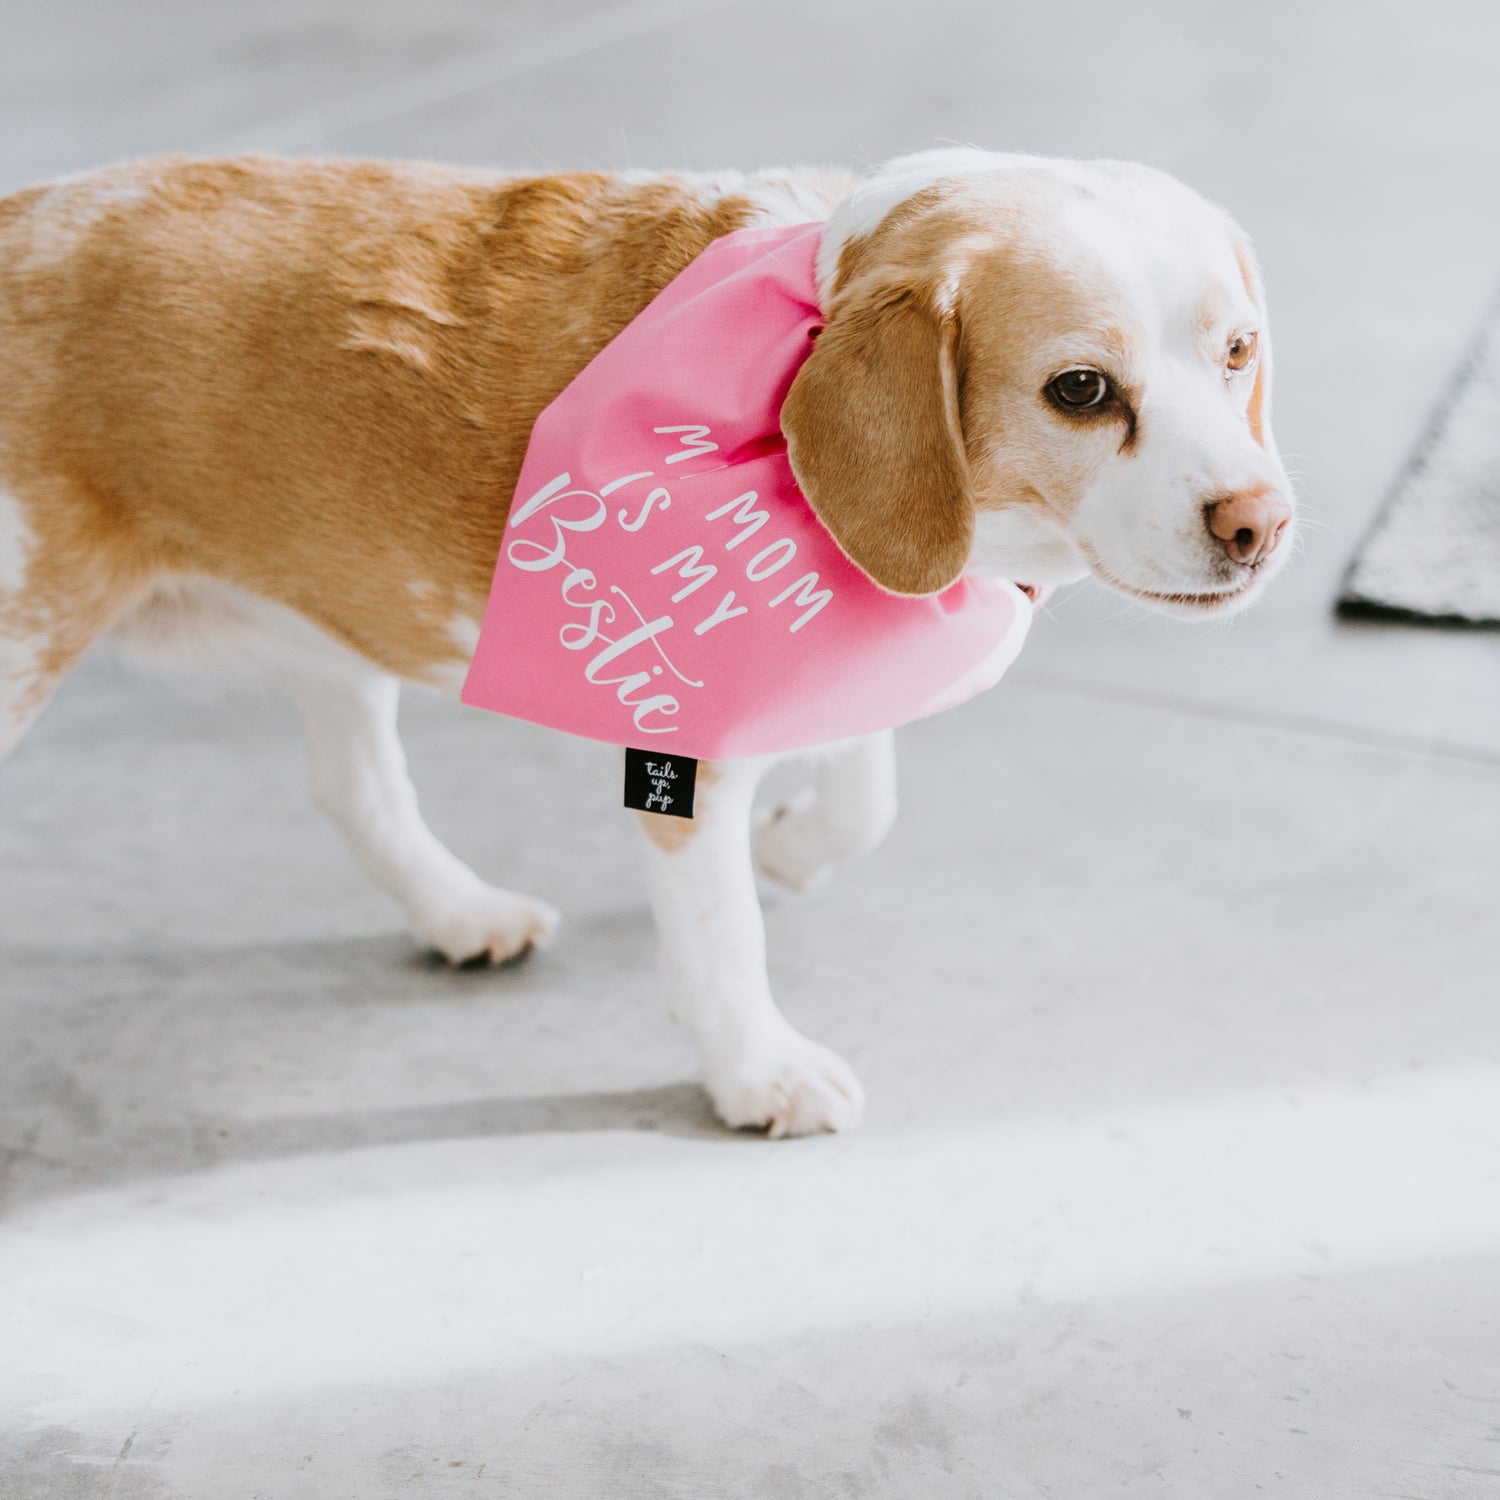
[739,172,848,231]
[0,486,34,595]
[638,752,870,1136]
[616,165,847,239]
[753,732,898,893]
[437,612,482,690]
[111,575,373,679]
[970,507,1089,588]
[0,490,51,757]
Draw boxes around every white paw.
[754,795,834,894]
[705,1028,865,1137]
[414,883,559,966]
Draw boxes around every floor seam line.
[1012,673,1500,770]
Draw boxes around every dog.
[0,147,1294,1135]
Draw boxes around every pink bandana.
[461,222,1031,760]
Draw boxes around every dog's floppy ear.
[781,273,973,596]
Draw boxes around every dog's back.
[0,156,812,687]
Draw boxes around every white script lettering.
[769,572,834,632]
[650,545,718,602]
[655,425,719,465]
[705,491,770,549]
[694,591,750,636]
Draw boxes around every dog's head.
[782,149,1293,614]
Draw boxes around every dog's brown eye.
[1227,332,1258,372]
[1048,368,1110,410]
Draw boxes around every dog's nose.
[1206,485,1291,566]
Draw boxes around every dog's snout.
[1206,485,1291,567]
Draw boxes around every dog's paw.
[705,1028,865,1137]
[415,883,559,966]
[754,794,834,894]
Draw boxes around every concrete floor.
[4,2,1500,1495]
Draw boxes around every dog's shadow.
[1,920,734,1216]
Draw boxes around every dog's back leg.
[285,665,559,965]
[0,483,137,767]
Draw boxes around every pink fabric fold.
[461,222,1030,759]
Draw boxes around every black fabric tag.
[624,749,697,819]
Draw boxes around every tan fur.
[782,266,973,596]
[637,761,720,852]
[0,156,858,693]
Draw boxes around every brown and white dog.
[0,148,1293,1135]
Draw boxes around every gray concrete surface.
[3,2,1500,1496]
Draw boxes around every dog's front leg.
[754,731,898,892]
[637,758,864,1136]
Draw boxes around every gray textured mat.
[1341,296,1500,625]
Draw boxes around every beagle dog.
[0,148,1293,1135]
